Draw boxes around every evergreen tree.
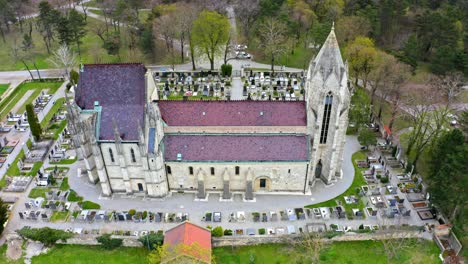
[428,129,467,221]
[0,199,7,235]
[68,9,87,56]
[26,103,42,140]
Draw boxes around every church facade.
[67,28,350,199]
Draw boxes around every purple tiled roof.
[158,101,307,126]
[75,63,146,141]
[163,135,309,161]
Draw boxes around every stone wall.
[165,161,309,193]
[58,235,143,247]
[212,231,425,247]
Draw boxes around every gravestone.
[19,212,24,219]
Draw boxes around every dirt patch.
[6,234,23,261]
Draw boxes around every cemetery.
[242,70,305,100]
[154,70,232,100]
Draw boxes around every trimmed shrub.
[17,227,73,246]
[211,226,223,237]
[128,209,136,216]
[142,211,148,219]
[139,233,164,250]
[380,177,389,184]
[97,234,123,250]
[258,228,266,235]
[223,229,233,236]
[221,64,232,77]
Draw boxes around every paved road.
[0,135,437,243]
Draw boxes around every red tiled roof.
[164,222,211,263]
[158,100,307,126]
[164,134,309,161]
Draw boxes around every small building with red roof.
[162,221,212,264]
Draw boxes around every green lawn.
[213,240,440,264]
[50,211,70,222]
[28,187,50,199]
[306,151,367,218]
[0,84,9,97]
[251,37,315,70]
[0,81,62,120]
[40,97,66,127]
[67,189,84,202]
[50,157,77,165]
[27,162,43,176]
[79,200,101,210]
[60,178,70,191]
[31,245,149,264]
[0,17,154,71]
[5,150,25,177]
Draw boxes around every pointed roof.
[163,221,212,263]
[312,27,344,73]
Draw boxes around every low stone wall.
[54,230,425,248]
[57,235,143,247]
[212,231,425,247]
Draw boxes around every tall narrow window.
[189,166,194,175]
[166,165,172,175]
[109,148,114,162]
[235,166,240,175]
[320,93,333,144]
[210,167,215,175]
[130,148,136,163]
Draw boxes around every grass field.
[49,157,77,165]
[28,239,439,264]
[0,81,62,120]
[50,211,70,222]
[305,151,367,218]
[0,17,153,71]
[213,240,440,264]
[0,84,9,97]
[28,187,50,199]
[31,245,149,264]
[60,177,70,191]
[40,97,65,127]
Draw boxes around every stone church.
[67,27,350,199]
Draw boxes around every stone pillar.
[92,143,112,196]
[222,168,231,200]
[196,168,206,199]
[245,168,254,200]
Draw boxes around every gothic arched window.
[320,92,333,144]
[109,148,115,162]
[130,148,136,163]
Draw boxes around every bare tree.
[369,52,398,106]
[181,4,201,70]
[10,40,34,80]
[48,44,77,81]
[383,62,411,130]
[234,0,260,43]
[404,85,451,166]
[376,216,417,263]
[283,232,325,263]
[176,3,200,64]
[79,0,89,21]
[258,18,288,73]
[430,72,464,106]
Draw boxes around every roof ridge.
[158,100,305,103]
[84,63,144,67]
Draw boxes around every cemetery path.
[10,90,34,115]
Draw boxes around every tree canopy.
[192,11,230,70]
